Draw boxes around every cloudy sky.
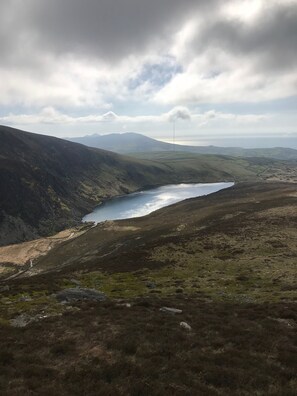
[0,0,297,147]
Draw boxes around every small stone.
[160,307,182,314]
[117,303,131,308]
[180,321,192,331]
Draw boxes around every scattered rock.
[146,281,156,289]
[0,285,10,293]
[176,224,186,232]
[65,306,81,312]
[180,321,192,331]
[10,314,33,328]
[160,307,182,314]
[55,288,106,303]
[70,279,81,286]
[10,312,62,327]
[19,295,32,302]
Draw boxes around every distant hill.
[68,132,297,160]
[69,132,168,153]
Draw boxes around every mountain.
[0,126,175,246]
[68,132,297,160]
[68,132,168,153]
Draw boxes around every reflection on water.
[83,182,234,224]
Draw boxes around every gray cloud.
[1,1,295,73]
[0,0,219,64]
[191,2,297,74]
[0,0,296,109]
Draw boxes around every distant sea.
[160,136,297,149]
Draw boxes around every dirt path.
[0,226,90,276]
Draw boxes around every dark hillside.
[0,126,173,245]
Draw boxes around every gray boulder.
[56,288,106,303]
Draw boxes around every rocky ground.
[0,181,296,395]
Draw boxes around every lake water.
[83,182,234,224]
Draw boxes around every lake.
[83,182,234,224]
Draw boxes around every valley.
[0,127,296,395]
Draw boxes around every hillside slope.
[68,132,297,160]
[0,182,296,395]
[21,182,297,277]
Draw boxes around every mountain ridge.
[68,132,297,160]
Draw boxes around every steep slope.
[68,132,297,160]
[0,126,174,245]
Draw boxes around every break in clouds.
[0,0,296,137]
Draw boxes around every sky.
[0,0,297,147]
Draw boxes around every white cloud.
[0,106,269,128]
[167,106,192,122]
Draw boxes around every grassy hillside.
[68,132,297,160]
[17,182,297,279]
[1,182,296,395]
[131,151,297,184]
